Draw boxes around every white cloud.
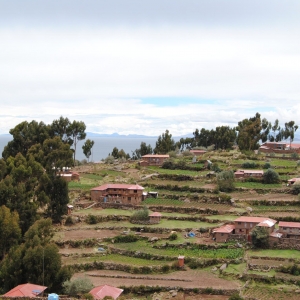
[0,1,300,135]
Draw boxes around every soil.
[231,192,297,202]
[72,268,240,290]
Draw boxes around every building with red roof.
[212,224,235,242]
[139,154,169,166]
[3,283,47,298]
[234,170,264,179]
[91,184,145,205]
[278,221,300,238]
[89,284,123,300]
[149,212,162,223]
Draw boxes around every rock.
[212,267,218,272]
[171,291,177,297]
[150,237,159,242]
[220,263,227,270]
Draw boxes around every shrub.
[130,206,149,221]
[86,214,98,224]
[251,226,269,248]
[263,168,280,184]
[291,152,299,159]
[63,276,94,296]
[242,161,258,168]
[114,234,139,243]
[104,155,115,164]
[217,170,235,192]
[65,215,75,226]
[291,183,300,195]
[263,162,271,169]
[169,233,178,241]
[229,293,244,300]
[162,159,176,169]
[161,264,170,273]
[297,160,300,166]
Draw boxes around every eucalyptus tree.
[154,130,176,154]
[82,139,95,162]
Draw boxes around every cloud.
[0,1,299,135]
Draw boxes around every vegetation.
[251,226,269,248]
[130,206,149,221]
[63,276,94,296]
[217,170,235,192]
[263,168,280,184]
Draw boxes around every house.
[89,285,123,300]
[90,184,144,205]
[58,170,80,182]
[287,178,300,185]
[149,212,162,223]
[3,283,47,297]
[139,154,169,166]
[234,170,264,179]
[278,221,300,238]
[212,216,277,243]
[190,150,207,156]
[259,142,300,154]
[212,224,235,243]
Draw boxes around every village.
[13,141,299,300]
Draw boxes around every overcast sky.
[1,0,300,136]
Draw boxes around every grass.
[147,166,200,176]
[206,215,239,221]
[223,263,246,275]
[248,249,300,259]
[62,253,174,266]
[114,240,244,259]
[75,208,133,216]
[235,182,282,189]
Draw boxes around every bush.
[86,214,98,224]
[291,152,299,159]
[114,234,139,243]
[104,155,115,164]
[169,233,178,241]
[242,161,258,168]
[251,226,269,248]
[263,162,271,169]
[217,170,235,192]
[63,276,94,296]
[291,183,300,195]
[229,293,244,300]
[65,216,75,226]
[130,206,149,221]
[162,159,176,169]
[263,168,280,184]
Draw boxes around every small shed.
[89,285,123,300]
[178,255,185,267]
[212,224,235,243]
[149,212,162,224]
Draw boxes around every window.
[128,197,131,201]
[221,233,224,236]
[238,222,241,225]
[134,190,137,193]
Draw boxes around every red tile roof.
[279,221,300,228]
[213,224,235,233]
[89,285,123,300]
[91,184,144,191]
[235,217,276,227]
[3,283,47,297]
[235,170,264,174]
[149,212,162,217]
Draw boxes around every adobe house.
[190,150,207,156]
[140,154,170,166]
[212,224,235,243]
[259,142,300,154]
[278,221,300,238]
[287,178,300,185]
[90,183,144,205]
[234,170,264,179]
[149,212,162,224]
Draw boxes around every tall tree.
[154,130,175,154]
[0,205,21,259]
[211,126,237,150]
[51,116,72,144]
[82,139,94,162]
[0,219,72,293]
[69,121,86,165]
[131,142,153,159]
[284,121,299,148]
[2,121,51,160]
[270,119,281,142]
[236,113,262,151]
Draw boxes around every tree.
[82,139,95,162]
[236,113,262,151]
[131,142,153,159]
[269,119,281,142]
[251,226,269,248]
[0,205,21,259]
[2,120,51,160]
[263,168,280,184]
[0,219,72,293]
[210,126,237,150]
[154,130,175,154]
[51,116,72,144]
[111,147,119,158]
[284,121,299,148]
[69,121,86,165]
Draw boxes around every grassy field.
[248,249,300,259]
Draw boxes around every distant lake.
[0,135,160,162]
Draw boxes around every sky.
[0,0,300,136]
